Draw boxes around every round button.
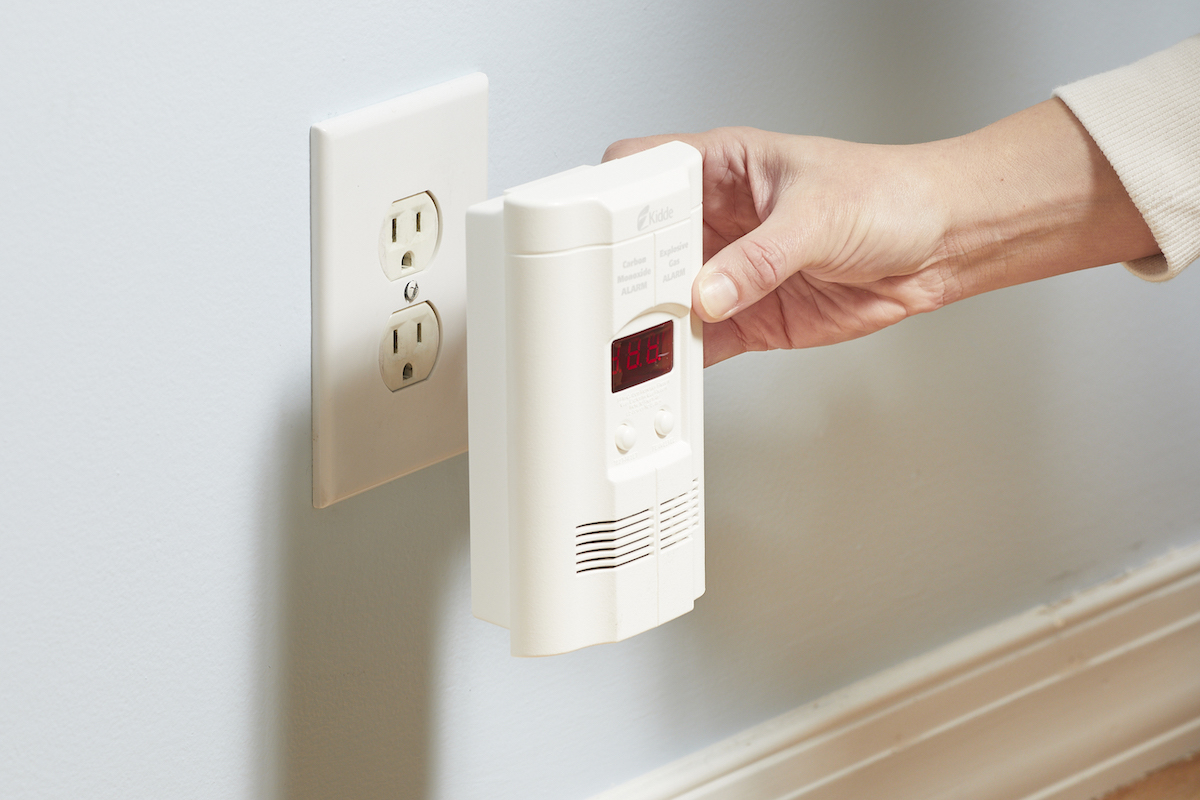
[654,409,675,437]
[615,424,637,453]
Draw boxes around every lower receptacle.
[380,302,441,390]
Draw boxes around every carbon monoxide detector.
[466,141,704,657]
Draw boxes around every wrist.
[931,99,1158,301]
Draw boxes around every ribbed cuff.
[1055,35,1200,282]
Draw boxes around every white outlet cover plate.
[310,73,487,508]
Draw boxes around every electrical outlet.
[310,73,487,508]
[380,302,441,390]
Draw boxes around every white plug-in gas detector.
[466,141,704,656]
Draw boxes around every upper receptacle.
[380,191,441,281]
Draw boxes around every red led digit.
[611,321,674,393]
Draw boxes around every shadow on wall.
[775,0,1049,142]
[619,286,1066,742]
[270,405,468,800]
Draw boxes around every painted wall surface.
[3,2,1199,798]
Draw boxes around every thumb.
[693,215,801,322]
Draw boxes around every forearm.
[932,98,1159,302]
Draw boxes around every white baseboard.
[591,542,1200,800]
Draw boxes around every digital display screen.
[611,321,673,393]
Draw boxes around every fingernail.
[698,272,738,319]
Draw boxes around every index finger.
[602,133,706,163]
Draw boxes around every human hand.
[604,127,959,364]
[604,102,1157,365]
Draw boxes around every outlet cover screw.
[404,281,420,302]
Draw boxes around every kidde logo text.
[637,204,674,231]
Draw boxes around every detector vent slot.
[576,509,653,572]
[657,478,700,550]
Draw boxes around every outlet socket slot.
[380,192,441,281]
[380,301,441,391]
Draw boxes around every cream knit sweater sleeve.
[1054,35,1200,281]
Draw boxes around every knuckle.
[737,237,790,295]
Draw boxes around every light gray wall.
[3,2,1199,799]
